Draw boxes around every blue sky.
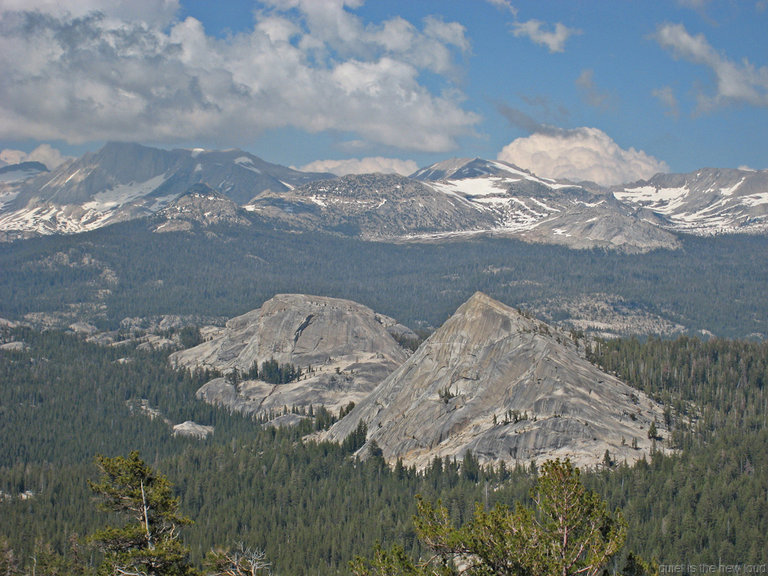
[1,0,767,185]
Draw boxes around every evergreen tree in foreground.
[352,459,629,576]
[89,451,197,576]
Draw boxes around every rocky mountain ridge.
[170,291,668,468]
[245,172,499,240]
[613,167,768,235]
[0,142,331,240]
[3,143,767,250]
[0,161,48,183]
[323,292,667,469]
[248,158,679,252]
[152,184,251,233]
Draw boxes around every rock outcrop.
[172,421,214,439]
[170,294,414,416]
[323,292,667,469]
[153,184,251,233]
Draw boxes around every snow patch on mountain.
[614,168,768,235]
[85,174,169,209]
[234,156,262,174]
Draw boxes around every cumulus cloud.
[299,157,418,176]
[654,23,768,110]
[0,1,478,152]
[511,19,580,53]
[0,144,72,169]
[497,127,669,186]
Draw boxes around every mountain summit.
[324,292,666,469]
[170,294,415,416]
[0,142,331,239]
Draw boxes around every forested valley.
[2,221,768,338]
[1,326,767,574]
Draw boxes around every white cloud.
[0,1,478,152]
[0,0,180,25]
[485,1,577,53]
[654,23,768,110]
[497,127,668,186]
[299,157,418,176]
[0,144,72,169]
[511,19,580,53]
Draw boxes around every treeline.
[587,335,768,440]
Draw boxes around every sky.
[1,0,767,186]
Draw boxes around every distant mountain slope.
[152,184,251,233]
[4,144,768,251]
[0,161,48,183]
[170,294,415,416]
[249,158,679,252]
[414,158,678,251]
[0,142,332,240]
[246,172,499,239]
[324,292,667,469]
[613,168,768,235]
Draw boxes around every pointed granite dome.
[324,292,666,469]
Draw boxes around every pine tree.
[88,451,196,576]
[648,421,658,440]
[353,459,627,576]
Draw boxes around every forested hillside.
[1,327,767,574]
[2,221,768,338]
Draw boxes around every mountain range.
[613,168,768,235]
[2,142,767,250]
[0,142,331,240]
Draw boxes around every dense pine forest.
[1,326,767,574]
[2,222,768,338]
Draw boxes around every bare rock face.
[323,292,667,469]
[170,294,413,416]
[172,421,214,439]
[153,184,251,233]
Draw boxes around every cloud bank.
[0,1,479,152]
[497,127,668,186]
[300,157,418,176]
